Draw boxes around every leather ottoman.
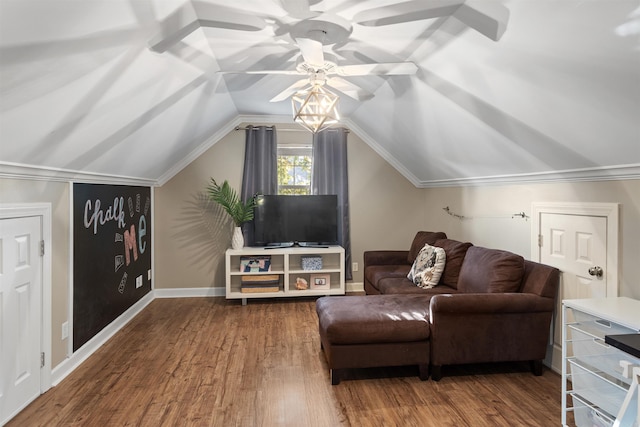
[316,294,431,385]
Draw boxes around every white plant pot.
[231,226,244,250]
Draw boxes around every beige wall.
[422,180,640,299]
[154,128,244,289]
[0,178,70,367]
[154,126,640,300]
[153,125,425,288]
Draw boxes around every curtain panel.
[240,125,278,246]
[312,127,352,280]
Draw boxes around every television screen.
[252,195,338,247]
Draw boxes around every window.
[277,137,312,195]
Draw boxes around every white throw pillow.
[407,243,446,289]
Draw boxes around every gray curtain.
[312,127,352,280]
[241,125,277,246]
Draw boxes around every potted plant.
[207,178,257,249]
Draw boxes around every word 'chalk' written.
[84,198,126,234]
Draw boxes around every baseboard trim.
[51,291,154,386]
[154,287,225,298]
[346,282,364,294]
[154,285,361,297]
[550,343,562,375]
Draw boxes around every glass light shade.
[291,84,340,133]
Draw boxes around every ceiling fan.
[148,0,509,102]
[148,1,509,52]
[220,35,419,103]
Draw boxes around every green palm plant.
[206,178,257,227]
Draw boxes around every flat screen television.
[252,195,339,247]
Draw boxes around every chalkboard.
[73,183,152,351]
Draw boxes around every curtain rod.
[234,126,349,133]
[234,126,303,132]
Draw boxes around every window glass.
[277,138,312,195]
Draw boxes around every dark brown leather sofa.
[362,231,560,380]
[317,231,559,381]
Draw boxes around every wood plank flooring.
[8,297,564,426]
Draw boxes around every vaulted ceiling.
[1,0,638,186]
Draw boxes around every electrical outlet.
[136,275,143,288]
[352,262,359,272]
[61,322,69,340]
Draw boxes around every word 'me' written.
[84,197,148,267]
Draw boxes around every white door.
[532,202,619,373]
[0,216,42,424]
[540,213,608,300]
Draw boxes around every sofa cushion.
[378,277,460,295]
[407,231,448,263]
[433,239,473,289]
[457,246,525,293]
[365,264,411,292]
[407,244,446,288]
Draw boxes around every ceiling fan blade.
[149,2,265,53]
[327,77,374,101]
[454,1,510,41]
[270,79,310,102]
[296,38,325,66]
[219,69,303,75]
[353,0,463,27]
[337,62,418,76]
[353,0,509,42]
[278,0,312,19]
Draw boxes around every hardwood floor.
[9,297,563,426]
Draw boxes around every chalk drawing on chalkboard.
[144,197,150,216]
[136,193,141,213]
[115,255,125,272]
[128,197,134,217]
[118,272,128,294]
[115,232,123,242]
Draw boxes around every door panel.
[0,216,42,424]
[541,213,607,300]
[540,212,609,362]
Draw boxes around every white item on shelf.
[301,255,323,270]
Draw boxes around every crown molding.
[415,164,640,188]
[2,114,637,189]
[0,161,157,186]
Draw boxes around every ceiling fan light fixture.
[291,84,340,133]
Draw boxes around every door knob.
[588,266,603,278]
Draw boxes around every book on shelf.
[240,274,279,285]
[239,255,271,273]
[240,274,280,293]
[240,285,280,293]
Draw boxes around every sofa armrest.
[364,250,410,268]
[429,293,555,316]
[428,293,556,368]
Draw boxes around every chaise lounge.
[316,231,560,384]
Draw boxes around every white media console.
[225,245,345,305]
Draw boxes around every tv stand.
[225,245,345,305]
